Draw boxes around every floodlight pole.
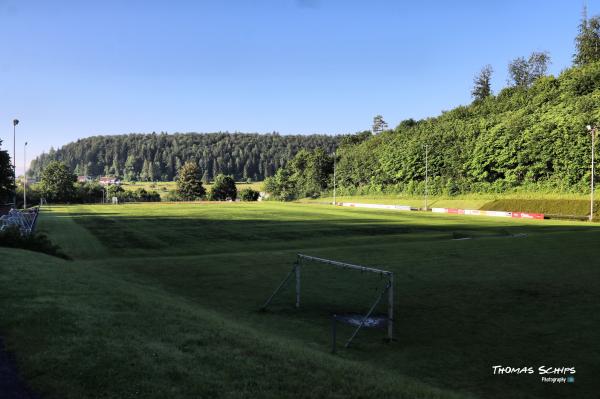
[333,150,337,206]
[424,144,429,211]
[12,119,19,206]
[23,142,28,209]
[587,125,596,222]
[593,127,596,222]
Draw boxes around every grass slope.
[1,202,599,398]
[306,193,600,218]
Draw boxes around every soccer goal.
[260,253,394,349]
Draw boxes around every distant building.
[99,176,121,186]
[77,175,92,183]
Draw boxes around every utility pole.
[587,125,596,222]
[333,150,336,206]
[424,144,429,211]
[23,142,28,209]
[12,119,19,206]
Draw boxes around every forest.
[266,12,600,199]
[28,132,339,182]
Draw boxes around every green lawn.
[0,202,598,398]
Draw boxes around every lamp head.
[587,125,592,131]
[13,119,19,126]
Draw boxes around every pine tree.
[176,162,206,200]
[574,6,600,66]
[471,65,493,101]
[372,115,388,134]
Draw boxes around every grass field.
[0,202,599,398]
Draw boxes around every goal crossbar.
[297,254,393,276]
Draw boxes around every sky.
[0,0,596,174]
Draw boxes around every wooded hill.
[28,132,339,182]
[333,61,600,196]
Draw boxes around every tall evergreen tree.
[471,65,493,101]
[574,6,600,66]
[176,162,206,200]
[372,115,388,134]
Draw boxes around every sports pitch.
[0,202,598,398]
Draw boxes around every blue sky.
[0,0,595,174]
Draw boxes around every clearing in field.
[0,202,598,399]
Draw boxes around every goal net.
[260,254,394,349]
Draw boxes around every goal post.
[260,253,395,346]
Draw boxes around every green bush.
[239,188,260,201]
[210,174,237,201]
[0,225,69,259]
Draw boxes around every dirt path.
[0,337,40,399]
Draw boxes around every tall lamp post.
[332,150,337,206]
[23,142,28,209]
[424,144,429,211]
[586,125,597,222]
[12,119,19,206]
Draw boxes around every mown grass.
[1,202,599,399]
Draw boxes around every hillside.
[334,62,600,196]
[28,132,339,182]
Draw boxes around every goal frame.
[260,253,395,346]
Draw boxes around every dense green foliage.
[105,185,161,203]
[238,188,260,201]
[24,177,160,205]
[38,161,77,202]
[176,162,206,200]
[209,174,237,201]
[0,140,14,204]
[269,62,600,199]
[0,225,68,259]
[265,148,333,200]
[29,132,339,182]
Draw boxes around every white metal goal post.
[260,253,395,347]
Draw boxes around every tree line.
[267,11,600,199]
[28,132,339,182]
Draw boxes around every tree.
[124,155,138,181]
[239,188,260,201]
[508,57,529,87]
[508,52,550,88]
[262,148,333,200]
[39,161,76,202]
[372,115,388,134]
[528,52,551,80]
[176,162,206,200]
[28,132,339,182]
[0,140,15,204]
[472,65,493,101]
[210,174,237,201]
[574,6,600,66]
